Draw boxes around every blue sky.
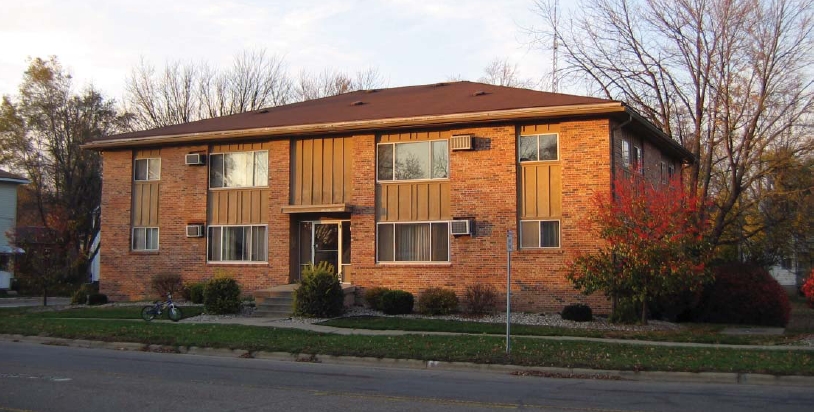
[0,0,554,102]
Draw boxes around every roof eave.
[0,177,30,185]
[622,106,695,164]
[83,103,626,150]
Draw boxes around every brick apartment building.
[84,82,692,312]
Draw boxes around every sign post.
[506,230,514,354]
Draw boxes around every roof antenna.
[552,0,559,93]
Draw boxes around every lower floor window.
[132,227,159,251]
[208,225,267,262]
[377,222,449,262]
[520,220,560,248]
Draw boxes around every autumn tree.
[125,49,293,130]
[0,56,129,290]
[567,175,712,324]
[478,57,537,88]
[533,0,814,249]
[293,67,385,101]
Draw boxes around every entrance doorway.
[298,220,351,282]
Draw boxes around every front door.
[298,220,351,282]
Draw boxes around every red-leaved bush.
[802,270,814,309]
[697,263,790,327]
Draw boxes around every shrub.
[71,283,98,305]
[184,282,206,304]
[561,303,593,322]
[417,287,459,315]
[203,276,242,315]
[696,263,791,327]
[381,290,414,315]
[87,293,108,305]
[151,273,183,298]
[801,271,814,309]
[364,286,391,311]
[294,262,344,318]
[463,284,498,315]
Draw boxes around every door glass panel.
[313,223,338,274]
[299,222,312,269]
[341,222,351,267]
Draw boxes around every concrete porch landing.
[253,283,356,318]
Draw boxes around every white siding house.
[0,170,29,289]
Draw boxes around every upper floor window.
[519,133,558,162]
[134,158,160,181]
[209,151,268,188]
[622,140,641,171]
[377,140,449,181]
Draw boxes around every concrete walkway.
[0,297,71,307]
[180,316,814,351]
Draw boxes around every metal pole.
[506,230,513,354]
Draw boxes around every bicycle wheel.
[167,306,183,322]
[141,306,157,321]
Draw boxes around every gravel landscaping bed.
[188,306,681,332]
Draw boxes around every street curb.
[2,333,813,387]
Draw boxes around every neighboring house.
[84,81,692,312]
[0,170,30,289]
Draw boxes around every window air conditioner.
[450,135,473,151]
[185,153,206,165]
[450,219,473,236]
[186,224,205,238]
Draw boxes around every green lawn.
[5,306,204,320]
[0,314,811,375]
[318,316,806,346]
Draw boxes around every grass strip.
[318,316,804,346]
[0,316,811,376]
[20,306,205,320]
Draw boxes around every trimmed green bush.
[87,293,108,306]
[203,276,242,315]
[696,263,791,327]
[381,290,414,315]
[364,286,391,311]
[294,262,344,318]
[418,287,459,315]
[184,282,206,304]
[151,273,183,298]
[561,303,593,322]
[463,284,498,315]
[71,283,98,305]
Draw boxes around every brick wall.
[100,141,289,301]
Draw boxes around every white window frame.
[131,227,159,251]
[376,139,450,183]
[518,133,559,162]
[376,221,450,263]
[519,220,561,249]
[134,158,161,181]
[207,224,268,263]
[622,140,642,173]
[208,150,269,189]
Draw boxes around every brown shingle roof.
[96,81,616,143]
[0,169,28,183]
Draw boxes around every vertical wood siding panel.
[332,138,343,203]
[550,165,562,217]
[398,185,411,221]
[387,185,399,221]
[302,139,313,205]
[537,166,551,217]
[428,183,441,220]
[313,138,323,205]
[292,140,302,205]
[218,192,229,224]
[440,182,450,220]
[322,138,333,204]
[149,183,159,225]
[417,183,429,220]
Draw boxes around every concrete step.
[253,308,292,318]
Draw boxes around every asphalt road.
[1,341,812,412]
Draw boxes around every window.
[519,133,558,162]
[132,227,159,251]
[660,161,668,184]
[520,220,560,248]
[209,151,269,188]
[377,222,449,262]
[621,140,641,172]
[377,140,449,181]
[208,225,267,262]
[668,164,676,180]
[134,158,160,181]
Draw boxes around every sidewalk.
[180,315,814,351]
[0,297,71,308]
